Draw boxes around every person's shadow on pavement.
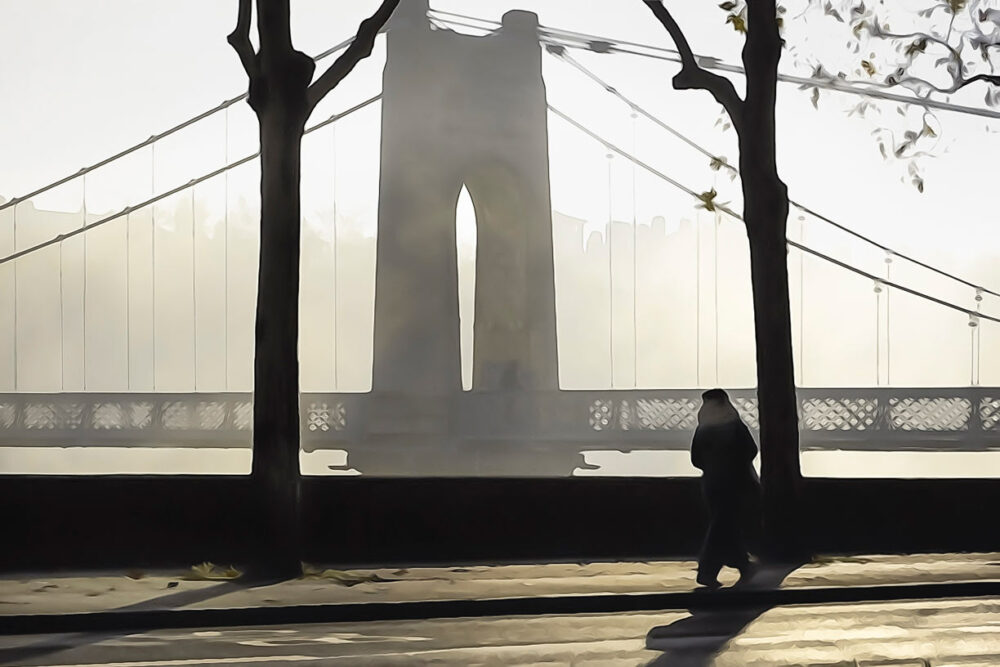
[644,561,804,666]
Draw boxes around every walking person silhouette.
[692,388,761,589]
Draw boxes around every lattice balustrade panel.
[0,402,16,429]
[733,398,759,430]
[127,402,155,429]
[24,402,85,430]
[981,398,1000,431]
[588,398,699,431]
[589,400,613,431]
[617,400,632,430]
[305,402,347,432]
[233,401,252,431]
[91,402,155,430]
[801,397,879,431]
[591,397,758,431]
[92,403,126,430]
[889,397,970,431]
[196,402,227,430]
[631,398,698,430]
[162,402,195,430]
[161,401,230,431]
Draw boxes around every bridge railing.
[576,387,1000,451]
[1,388,999,452]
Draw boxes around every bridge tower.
[372,0,559,397]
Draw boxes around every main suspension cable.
[548,104,1000,326]
[546,46,1000,300]
[0,35,359,214]
[428,9,1000,121]
[0,94,382,269]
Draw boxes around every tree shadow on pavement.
[0,574,292,665]
[644,561,804,666]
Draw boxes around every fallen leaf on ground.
[183,562,243,581]
[301,564,391,587]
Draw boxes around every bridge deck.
[1,388,999,452]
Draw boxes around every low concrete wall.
[2,476,998,571]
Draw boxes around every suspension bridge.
[1,2,999,475]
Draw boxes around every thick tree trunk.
[735,0,806,561]
[229,0,395,577]
[251,104,308,576]
[741,144,805,560]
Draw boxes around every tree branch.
[884,68,999,98]
[956,72,1000,90]
[307,0,401,111]
[640,0,745,127]
[227,0,260,79]
[878,28,964,68]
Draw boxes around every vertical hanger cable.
[332,124,340,390]
[630,113,638,388]
[126,211,131,390]
[607,151,614,388]
[224,108,230,391]
[12,204,17,391]
[192,186,198,391]
[82,175,88,390]
[151,144,157,391]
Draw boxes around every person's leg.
[718,508,749,570]
[720,504,759,583]
[697,517,723,587]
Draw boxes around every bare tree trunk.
[742,161,803,559]
[252,104,309,576]
[741,0,804,558]
[229,0,399,576]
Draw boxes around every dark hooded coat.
[691,392,761,575]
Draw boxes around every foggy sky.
[1,0,999,394]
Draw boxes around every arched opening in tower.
[455,184,478,391]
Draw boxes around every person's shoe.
[696,572,722,590]
[735,561,760,587]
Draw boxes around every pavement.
[2,596,1000,665]
[3,552,1000,635]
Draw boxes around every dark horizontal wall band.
[2,476,999,571]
